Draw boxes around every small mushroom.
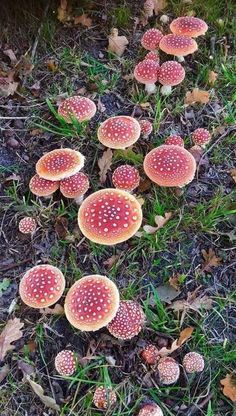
[159,61,185,95]
[29,174,60,197]
[165,135,184,147]
[93,386,117,410]
[107,300,145,340]
[144,51,160,64]
[58,95,96,123]
[159,34,198,62]
[112,165,140,192]
[183,352,204,373]
[140,344,160,365]
[19,217,37,234]
[170,16,208,38]
[60,172,89,204]
[97,116,141,149]
[134,59,160,94]
[157,357,180,385]
[55,350,77,376]
[138,403,164,416]
[192,128,211,147]
[139,120,153,138]
[141,28,164,51]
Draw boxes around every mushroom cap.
[159,61,185,87]
[141,28,164,50]
[192,128,211,146]
[107,300,145,340]
[165,135,184,147]
[157,357,180,385]
[140,344,160,365]
[19,264,65,308]
[29,174,60,197]
[58,95,96,123]
[170,16,208,38]
[78,189,142,245]
[64,275,120,331]
[97,116,141,150]
[144,51,160,64]
[36,148,85,181]
[112,165,140,192]
[159,34,198,56]
[55,350,77,376]
[143,145,196,187]
[60,172,89,199]
[19,217,37,234]
[183,352,204,373]
[134,60,160,85]
[138,403,164,416]
[93,386,117,410]
[139,120,153,137]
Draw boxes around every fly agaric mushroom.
[36,148,85,181]
[107,300,145,340]
[138,403,164,416]
[143,145,196,187]
[144,51,160,64]
[60,172,89,204]
[112,165,140,192]
[143,0,155,18]
[97,116,141,149]
[64,275,119,331]
[134,59,160,94]
[157,357,180,385]
[159,61,185,95]
[170,16,208,38]
[78,189,142,245]
[192,128,211,147]
[58,96,96,123]
[141,28,164,51]
[165,135,184,147]
[159,34,198,62]
[183,352,204,373]
[19,265,65,308]
[29,174,60,197]
[19,217,37,234]
[93,386,117,410]
[55,350,77,376]
[141,344,160,365]
[139,119,153,138]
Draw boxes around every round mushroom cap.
[93,386,117,410]
[19,265,65,308]
[64,275,120,331]
[170,16,208,38]
[157,357,180,385]
[183,352,204,373]
[140,344,160,365]
[139,120,153,137]
[58,95,96,123]
[159,61,185,87]
[159,34,198,56]
[55,350,77,376]
[19,217,37,234]
[143,145,196,187]
[192,128,211,146]
[78,189,142,245]
[144,51,160,64]
[138,403,164,416]
[97,116,141,149]
[141,28,164,50]
[165,135,184,147]
[134,60,160,85]
[29,174,60,197]
[107,300,145,340]
[60,172,89,199]
[112,165,140,192]
[36,148,85,181]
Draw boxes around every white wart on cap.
[97,116,141,149]
[58,96,96,123]
[107,300,145,340]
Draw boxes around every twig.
[0,116,29,120]
[0,258,32,272]
[187,391,214,415]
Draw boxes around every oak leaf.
[74,14,92,27]
[25,376,60,411]
[220,374,236,402]
[185,88,210,105]
[98,148,113,183]
[170,294,213,313]
[0,77,18,97]
[201,248,221,273]
[0,318,24,361]
[108,28,129,57]
[143,212,172,234]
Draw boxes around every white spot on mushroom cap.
[183,352,205,373]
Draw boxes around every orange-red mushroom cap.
[140,344,160,365]
[107,300,145,340]
[170,16,208,38]
[60,172,89,199]
[165,135,184,147]
[19,265,65,308]
[144,145,196,187]
[159,34,198,56]
[55,350,77,376]
[144,51,160,64]
[78,189,143,245]
[157,357,180,385]
[141,28,164,50]
[93,386,117,410]
[64,275,120,331]
[58,95,96,123]
[192,128,211,146]
[139,120,153,137]
[97,116,141,149]
[29,174,59,197]
[112,165,140,192]
[19,217,37,234]
[134,60,159,85]
[138,403,164,416]
[159,61,185,87]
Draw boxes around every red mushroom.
[19,217,37,234]
[138,403,164,416]
[144,51,160,64]
[107,300,145,340]
[134,59,160,94]
[170,16,208,38]
[140,344,160,365]
[36,148,85,181]
[19,265,65,308]
[159,34,198,62]
[141,28,164,51]
[78,189,143,245]
[55,350,77,376]
[58,95,96,123]
[60,172,89,204]
[158,61,185,95]
[165,135,184,147]
[143,145,196,187]
[192,128,211,147]
[112,165,140,192]
[97,116,141,149]
[183,352,204,373]
[143,0,155,18]
[93,386,117,410]
[157,357,180,385]
[139,120,153,138]
[29,174,59,197]
[64,275,119,331]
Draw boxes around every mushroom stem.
[145,83,157,94]
[74,195,84,205]
[160,85,172,95]
[177,55,185,62]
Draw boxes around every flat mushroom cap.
[159,61,185,86]
[58,95,96,123]
[157,357,180,385]
[141,28,164,50]
[19,217,37,234]
[165,135,184,147]
[140,344,160,365]
[97,116,141,149]
[134,60,160,85]
[78,189,143,245]
[139,120,153,137]
[19,264,65,308]
[112,165,140,192]
[93,386,117,410]
[138,404,164,416]
[159,34,198,56]
[55,350,77,376]
[29,174,60,197]
[60,172,89,199]
[144,51,160,64]
[192,128,211,146]
[107,300,145,340]
[170,16,208,38]
[143,145,196,187]
[36,148,85,181]
[183,352,205,373]
[64,275,119,331]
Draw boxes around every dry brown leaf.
[0,318,24,361]
[201,248,222,273]
[57,0,71,23]
[158,327,194,357]
[139,102,152,109]
[189,145,204,163]
[3,49,17,65]
[177,326,194,346]
[143,212,172,234]
[55,217,69,239]
[98,148,113,183]
[170,293,213,313]
[138,178,152,192]
[40,304,64,315]
[15,55,34,76]
[185,88,210,105]
[229,169,236,183]
[108,28,129,57]
[0,364,10,383]
[169,273,181,290]
[30,128,43,136]
[25,376,60,411]
[45,59,58,72]
[0,77,18,97]
[153,0,167,14]
[220,374,236,402]
[103,255,120,270]
[208,70,218,85]
[74,14,92,27]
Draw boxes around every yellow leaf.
[185,88,210,105]
[74,14,92,27]
[108,28,129,57]
[98,148,113,183]
[0,318,24,361]
[177,326,194,346]
[143,212,172,234]
[57,0,72,23]
[208,70,218,85]
[158,327,194,357]
[221,374,236,402]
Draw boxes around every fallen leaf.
[170,293,213,314]
[30,128,43,136]
[201,248,222,273]
[169,273,181,290]
[189,145,204,163]
[55,217,69,239]
[123,74,134,81]
[3,49,17,65]
[40,304,64,315]
[138,178,152,193]
[143,212,172,234]
[0,278,11,297]
[177,327,194,346]
[220,374,236,402]
[0,364,10,383]
[18,360,35,376]
[27,340,37,353]
[103,255,120,270]
[154,285,180,304]
[97,97,106,113]
[74,14,92,27]
[158,327,194,357]
[4,174,21,182]
[208,70,218,85]
[139,102,152,109]
[25,376,60,411]
[185,88,210,105]
[0,318,24,361]
[57,0,72,23]
[98,148,113,183]
[136,196,145,207]
[108,28,129,57]
[45,59,58,72]
[229,169,236,183]
[0,77,18,97]
[15,55,34,76]
[153,0,167,14]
